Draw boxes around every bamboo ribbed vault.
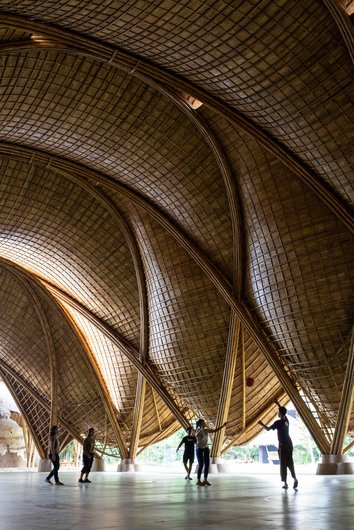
[0,2,353,460]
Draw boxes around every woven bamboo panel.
[0,267,51,396]
[0,48,233,279]
[0,265,119,449]
[0,157,141,348]
[0,371,52,457]
[122,208,231,419]
[0,1,351,205]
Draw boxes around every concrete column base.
[204,457,230,474]
[92,458,105,472]
[38,459,51,473]
[208,463,218,474]
[316,454,354,475]
[117,458,136,472]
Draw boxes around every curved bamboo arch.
[323,0,354,63]
[0,261,130,457]
[0,367,47,459]
[61,174,149,361]
[148,87,245,297]
[0,357,89,454]
[0,13,352,233]
[7,268,59,427]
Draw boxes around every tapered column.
[128,373,146,463]
[331,328,354,455]
[317,328,354,475]
[211,313,241,467]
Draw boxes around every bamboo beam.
[323,0,354,63]
[211,313,241,457]
[151,388,162,432]
[330,327,354,455]
[343,439,354,454]
[157,91,245,298]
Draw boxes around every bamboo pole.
[129,374,147,459]
[330,327,354,455]
[211,313,241,457]
[343,439,354,454]
[241,325,246,430]
[151,388,162,432]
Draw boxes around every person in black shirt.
[259,406,298,490]
[176,426,196,480]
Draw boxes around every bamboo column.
[241,325,246,430]
[129,373,146,459]
[330,327,354,455]
[211,313,241,458]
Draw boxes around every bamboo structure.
[330,328,354,455]
[211,314,241,458]
[0,2,352,462]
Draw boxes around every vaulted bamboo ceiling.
[0,1,353,458]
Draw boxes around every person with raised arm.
[259,405,298,490]
[195,418,228,486]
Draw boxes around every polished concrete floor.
[0,471,353,530]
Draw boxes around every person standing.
[259,406,298,490]
[176,426,196,480]
[45,425,64,485]
[79,428,95,483]
[195,419,228,487]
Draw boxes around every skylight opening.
[182,94,203,110]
